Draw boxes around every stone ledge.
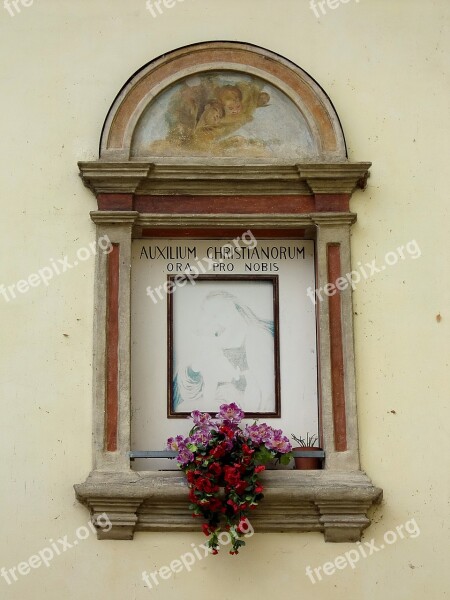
[75,470,382,543]
[78,162,371,196]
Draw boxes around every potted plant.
[291,432,322,470]
[167,403,292,554]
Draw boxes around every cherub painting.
[131,72,315,158]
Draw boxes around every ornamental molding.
[87,211,357,235]
[78,162,371,197]
[90,211,140,225]
[311,213,358,227]
[134,212,356,234]
[75,470,382,542]
[297,163,371,194]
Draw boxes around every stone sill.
[75,469,382,543]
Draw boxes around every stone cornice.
[135,212,357,231]
[297,163,371,194]
[87,211,358,231]
[78,161,371,197]
[90,211,140,225]
[136,213,315,230]
[312,213,357,227]
[79,162,152,194]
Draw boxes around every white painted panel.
[131,238,318,470]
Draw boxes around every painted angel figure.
[147,76,271,156]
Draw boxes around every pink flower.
[166,435,185,451]
[216,403,245,424]
[189,429,212,447]
[244,423,272,445]
[190,410,215,428]
[265,429,292,453]
[176,446,195,467]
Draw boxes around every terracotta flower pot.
[293,447,323,470]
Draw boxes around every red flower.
[255,465,265,473]
[224,466,241,486]
[202,524,210,536]
[219,425,235,439]
[211,444,227,459]
[226,499,239,513]
[208,462,222,477]
[196,478,219,494]
[186,470,196,484]
[242,444,254,455]
[208,498,222,512]
[255,485,264,494]
[235,481,248,495]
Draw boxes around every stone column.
[89,211,139,472]
[312,213,360,471]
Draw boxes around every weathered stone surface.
[79,162,371,196]
[75,470,382,541]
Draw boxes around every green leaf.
[280,452,293,465]
[254,446,273,464]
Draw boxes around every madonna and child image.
[170,278,280,416]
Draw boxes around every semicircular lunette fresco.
[130,71,318,159]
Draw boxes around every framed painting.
[167,275,281,418]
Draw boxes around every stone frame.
[74,42,382,542]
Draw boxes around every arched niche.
[76,42,381,543]
[100,42,346,163]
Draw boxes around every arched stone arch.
[100,42,347,162]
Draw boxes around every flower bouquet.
[167,403,292,554]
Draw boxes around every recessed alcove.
[75,42,381,542]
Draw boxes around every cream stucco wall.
[0,1,449,599]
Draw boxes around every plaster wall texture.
[0,1,448,599]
